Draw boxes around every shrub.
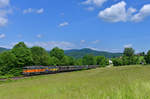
[112,58,123,66]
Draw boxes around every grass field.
[1,65,150,99]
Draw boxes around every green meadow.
[1,65,150,99]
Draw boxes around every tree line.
[112,47,150,66]
[0,42,109,76]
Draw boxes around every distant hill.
[64,48,122,58]
[0,47,122,58]
[0,47,9,53]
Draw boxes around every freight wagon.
[23,65,97,76]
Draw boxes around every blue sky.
[0,0,150,53]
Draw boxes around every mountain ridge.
[0,47,9,53]
[0,47,122,58]
[64,48,122,58]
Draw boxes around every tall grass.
[0,65,150,99]
[100,81,150,99]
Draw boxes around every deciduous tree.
[50,47,65,60]
[145,50,150,64]
[12,42,33,67]
[31,46,51,65]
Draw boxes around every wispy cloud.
[36,8,44,14]
[36,34,42,38]
[124,44,132,48]
[81,0,107,7]
[0,0,12,27]
[111,49,122,52]
[0,33,5,39]
[23,8,33,14]
[131,4,150,22]
[80,40,86,43]
[0,17,8,26]
[86,7,95,11]
[0,0,9,8]
[23,8,44,14]
[59,22,69,27]
[9,41,75,50]
[92,40,100,44]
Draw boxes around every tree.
[137,52,145,56]
[75,58,83,66]
[82,54,96,65]
[105,58,109,66]
[31,46,51,65]
[123,48,135,57]
[11,42,33,67]
[145,50,150,64]
[122,48,136,65]
[0,51,17,75]
[58,55,75,66]
[49,57,60,66]
[135,56,146,64]
[131,56,139,65]
[67,56,75,65]
[112,58,123,66]
[95,56,107,67]
[122,56,130,65]
[60,56,70,66]
[13,42,28,49]
[50,47,65,60]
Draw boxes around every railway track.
[0,76,30,81]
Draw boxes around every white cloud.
[98,1,150,22]
[111,49,122,52]
[59,22,69,27]
[36,8,44,14]
[80,40,86,43]
[131,4,150,22]
[127,7,136,15]
[23,8,34,14]
[26,41,75,50]
[124,44,132,48]
[93,0,107,6]
[0,10,10,26]
[9,41,75,50]
[87,47,101,51]
[0,17,8,26]
[0,1,12,27]
[82,0,107,6]
[92,40,100,44]
[98,1,137,22]
[0,9,12,17]
[98,1,127,22]
[86,7,95,11]
[36,34,42,38]
[82,0,91,5]
[0,33,5,38]
[0,0,9,8]
[23,8,44,14]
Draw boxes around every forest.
[112,48,149,66]
[0,41,150,77]
[0,42,109,77]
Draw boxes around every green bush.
[112,58,123,66]
[82,54,96,65]
[145,50,150,64]
[8,68,22,76]
[95,56,108,67]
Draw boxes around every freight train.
[23,65,98,76]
